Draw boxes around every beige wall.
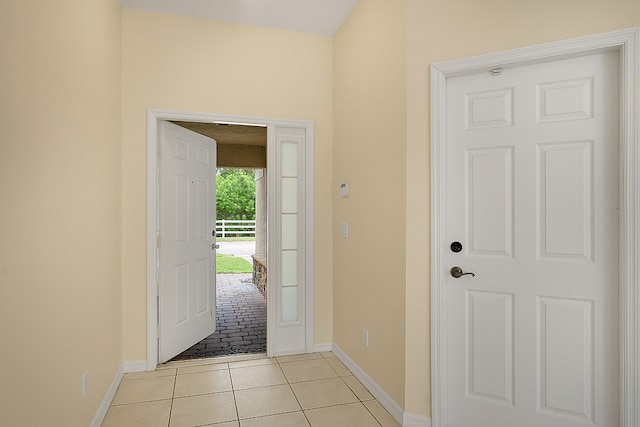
[2,1,637,424]
[404,0,640,419]
[333,0,407,407]
[0,0,122,425]
[121,9,334,360]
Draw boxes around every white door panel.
[159,121,217,363]
[445,52,619,426]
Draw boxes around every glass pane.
[282,287,298,322]
[282,250,297,286]
[281,142,298,177]
[282,177,298,213]
[282,214,297,250]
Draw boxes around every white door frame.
[146,109,315,369]
[431,28,639,426]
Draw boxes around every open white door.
[158,121,217,363]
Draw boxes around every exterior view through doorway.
[171,166,267,361]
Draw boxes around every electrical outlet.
[82,372,88,397]
[363,329,369,348]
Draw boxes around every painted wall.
[333,0,407,407]
[2,1,635,424]
[0,0,122,425]
[404,0,640,419]
[121,9,334,360]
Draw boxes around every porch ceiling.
[172,121,267,147]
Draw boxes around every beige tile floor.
[102,352,401,427]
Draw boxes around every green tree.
[216,168,256,220]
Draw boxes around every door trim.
[146,109,315,369]
[430,28,639,426]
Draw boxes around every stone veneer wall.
[252,255,267,296]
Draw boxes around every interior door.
[445,52,619,426]
[159,121,217,363]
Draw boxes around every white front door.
[159,121,217,363]
[445,51,619,426]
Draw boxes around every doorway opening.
[171,166,268,361]
[147,110,315,369]
[167,121,268,362]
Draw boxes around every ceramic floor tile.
[101,400,171,427]
[324,357,352,377]
[305,402,381,427]
[123,368,176,381]
[111,376,175,405]
[234,384,301,419]
[169,392,237,427]
[342,376,374,401]
[279,359,338,383]
[174,370,232,398]
[291,378,359,410]
[275,353,324,363]
[229,357,277,369]
[363,400,401,427]
[230,364,287,390]
[239,411,310,427]
[177,362,229,375]
[106,352,395,427]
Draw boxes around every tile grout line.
[362,401,385,427]
[325,354,385,426]
[312,353,382,427]
[167,369,178,427]
[228,364,242,425]
[322,352,385,426]
[276,357,313,427]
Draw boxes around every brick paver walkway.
[171,273,266,360]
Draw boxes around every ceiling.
[172,121,267,146]
[121,0,360,36]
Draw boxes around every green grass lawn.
[216,253,253,273]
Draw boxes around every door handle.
[212,243,219,250]
[450,266,475,278]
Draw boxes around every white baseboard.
[90,360,151,427]
[123,359,148,373]
[403,412,432,427]
[313,342,332,352]
[90,363,124,427]
[331,343,404,425]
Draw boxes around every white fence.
[216,219,256,238]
